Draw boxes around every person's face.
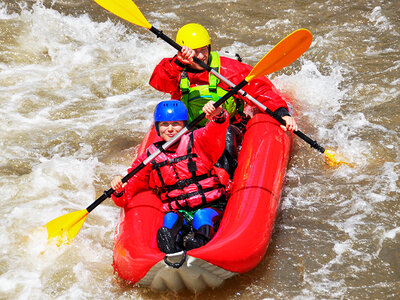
[189,46,209,70]
[158,121,185,141]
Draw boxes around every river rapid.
[0,0,399,299]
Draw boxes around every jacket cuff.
[111,191,126,207]
[172,56,186,69]
[212,110,227,124]
[274,107,290,118]
[112,189,125,198]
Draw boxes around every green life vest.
[179,51,242,127]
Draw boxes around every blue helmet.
[154,100,188,134]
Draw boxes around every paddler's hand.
[111,176,126,193]
[176,46,195,65]
[203,101,223,119]
[281,116,298,132]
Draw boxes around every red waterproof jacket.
[149,55,289,113]
[112,112,229,212]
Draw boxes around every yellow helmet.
[176,23,211,49]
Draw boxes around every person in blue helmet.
[110,100,229,253]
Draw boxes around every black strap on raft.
[163,250,187,269]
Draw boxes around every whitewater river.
[0,0,399,299]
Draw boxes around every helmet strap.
[207,45,212,65]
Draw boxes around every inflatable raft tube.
[112,112,293,292]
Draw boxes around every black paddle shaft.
[86,161,147,213]
[263,106,326,154]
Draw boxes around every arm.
[110,152,152,207]
[195,102,229,163]
[149,57,185,99]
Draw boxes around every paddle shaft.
[86,78,248,213]
[239,96,326,153]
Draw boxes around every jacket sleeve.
[194,110,230,164]
[149,56,185,100]
[111,152,152,207]
[219,57,289,113]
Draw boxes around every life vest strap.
[166,184,225,210]
[151,153,197,169]
[166,186,217,203]
[160,172,212,193]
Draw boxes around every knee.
[226,125,243,148]
[163,212,183,234]
[192,208,220,230]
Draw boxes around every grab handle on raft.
[164,251,187,269]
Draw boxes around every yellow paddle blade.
[44,209,89,246]
[94,0,151,29]
[324,149,353,167]
[245,29,312,82]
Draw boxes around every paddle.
[43,29,308,246]
[94,0,351,167]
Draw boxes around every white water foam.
[0,3,168,299]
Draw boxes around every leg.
[215,124,243,179]
[157,212,184,254]
[184,208,223,250]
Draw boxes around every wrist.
[213,109,226,123]
[216,109,224,117]
[113,190,125,198]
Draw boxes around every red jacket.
[112,112,229,212]
[149,55,289,113]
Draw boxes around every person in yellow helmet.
[175,23,212,71]
[149,23,298,178]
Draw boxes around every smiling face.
[158,121,185,142]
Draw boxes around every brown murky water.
[0,0,399,299]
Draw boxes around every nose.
[196,52,204,60]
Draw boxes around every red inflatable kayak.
[112,112,293,292]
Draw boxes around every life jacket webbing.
[160,172,211,193]
[151,153,197,169]
[186,133,197,176]
[147,144,165,187]
[185,134,208,205]
[166,187,218,203]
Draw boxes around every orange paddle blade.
[246,29,312,82]
[94,0,152,29]
[43,209,89,246]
